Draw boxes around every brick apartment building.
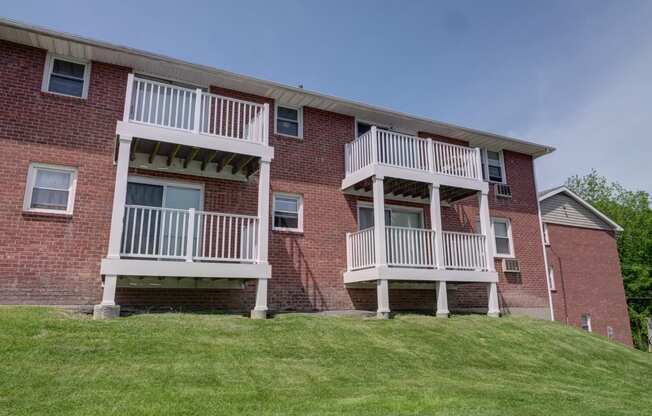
[0,19,632,344]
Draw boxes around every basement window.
[275,105,302,138]
[547,265,556,291]
[42,54,90,98]
[273,193,303,232]
[23,163,78,215]
[580,314,592,332]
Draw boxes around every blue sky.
[4,0,652,194]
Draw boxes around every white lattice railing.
[346,228,375,270]
[125,75,269,144]
[120,205,259,263]
[344,127,483,180]
[441,231,487,271]
[385,226,436,268]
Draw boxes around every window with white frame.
[275,105,302,138]
[481,149,506,183]
[357,203,423,231]
[23,164,78,215]
[547,264,556,291]
[543,222,550,245]
[476,217,514,257]
[42,54,90,98]
[580,314,592,332]
[273,193,303,231]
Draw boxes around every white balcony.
[344,226,497,284]
[342,127,485,192]
[116,75,273,161]
[101,205,270,280]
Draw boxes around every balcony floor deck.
[343,265,498,284]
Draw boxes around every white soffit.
[0,17,555,158]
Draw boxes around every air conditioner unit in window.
[494,183,512,199]
[502,258,520,273]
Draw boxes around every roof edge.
[538,186,623,232]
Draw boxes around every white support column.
[429,184,445,269]
[122,73,134,121]
[372,175,387,268]
[478,190,496,272]
[251,278,268,319]
[377,279,390,319]
[94,274,120,320]
[488,282,500,317]
[257,159,271,264]
[185,208,195,262]
[370,125,378,164]
[436,281,449,318]
[107,136,132,259]
[262,103,270,145]
[193,88,203,134]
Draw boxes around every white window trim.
[275,103,303,139]
[490,217,514,258]
[272,192,304,232]
[127,175,204,209]
[23,163,78,215]
[41,53,91,99]
[481,148,507,184]
[356,201,424,230]
[548,264,556,291]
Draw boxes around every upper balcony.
[343,127,486,192]
[116,75,273,161]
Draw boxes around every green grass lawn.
[1,307,651,416]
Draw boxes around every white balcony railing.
[126,76,269,144]
[346,227,488,271]
[441,231,487,271]
[120,205,259,263]
[344,127,482,181]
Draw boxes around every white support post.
[436,281,449,318]
[427,139,435,173]
[251,278,268,319]
[94,274,120,319]
[377,279,390,319]
[123,73,134,122]
[107,136,133,259]
[429,184,445,269]
[185,208,195,263]
[475,147,484,180]
[345,232,352,272]
[257,159,271,264]
[262,103,270,145]
[372,175,387,268]
[193,88,203,134]
[488,282,500,317]
[478,190,496,272]
[370,125,378,164]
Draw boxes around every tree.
[566,171,652,350]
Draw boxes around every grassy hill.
[1,307,651,416]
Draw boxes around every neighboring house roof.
[0,17,556,158]
[538,186,623,232]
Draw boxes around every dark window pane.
[277,106,298,121]
[495,237,510,255]
[275,197,298,213]
[31,188,68,210]
[277,120,299,136]
[488,165,503,181]
[274,213,298,229]
[357,122,371,137]
[126,183,164,207]
[49,75,84,97]
[52,59,85,78]
[487,150,500,162]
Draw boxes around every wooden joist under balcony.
[124,138,260,180]
[352,177,477,203]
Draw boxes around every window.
[607,326,614,339]
[357,203,423,231]
[547,265,556,291]
[543,223,550,245]
[42,54,90,98]
[23,164,78,215]
[476,217,514,257]
[273,193,303,231]
[275,105,302,138]
[580,314,592,332]
[481,149,506,183]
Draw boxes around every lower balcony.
[344,226,498,283]
[100,205,270,280]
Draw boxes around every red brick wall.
[0,40,128,305]
[0,39,550,316]
[546,223,633,346]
